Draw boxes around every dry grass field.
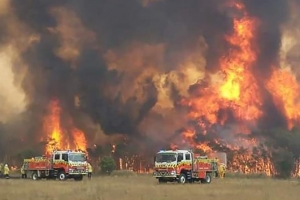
[0,174,299,200]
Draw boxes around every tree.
[272,149,295,179]
[17,149,37,159]
[262,127,300,177]
[100,156,116,175]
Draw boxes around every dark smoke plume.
[9,0,233,137]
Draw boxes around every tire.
[74,175,83,181]
[178,174,187,184]
[58,171,66,181]
[32,172,39,181]
[201,173,212,184]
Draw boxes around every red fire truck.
[23,150,88,181]
[153,149,220,184]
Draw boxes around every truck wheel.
[32,172,39,181]
[178,174,187,184]
[201,173,212,184]
[58,171,66,181]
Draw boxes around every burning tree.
[42,99,88,154]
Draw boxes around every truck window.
[62,154,68,162]
[54,154,60,160]
[185,153,191,160]
[178,153,183,162]
[155,153,176,163]
[69,153,86,162]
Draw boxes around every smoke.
[244,0,289,75]
[7,0,225,136]
[280,0,300,78]
[0,0,298,166]
[0,0,29,123]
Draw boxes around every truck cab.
[52,150,88,179]
[153,150,193,183]
[153,149,219,184]
[52,150,87,165]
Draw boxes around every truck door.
[62,153,68,162]
[52,153,61,168]
[177,153,183,164]
[54,153,61,161]
[184,152,192,170]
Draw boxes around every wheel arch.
[179,169,189,175]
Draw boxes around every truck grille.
[153,171,175,177]
[70,169,86,174]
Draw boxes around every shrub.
[272,150,295,179]
[100,156,116,175]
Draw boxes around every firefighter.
[222,164,226,177]
[20,164,27,179]
[87,162,93,180]
[4,164,10,179]
[218,163,226,179]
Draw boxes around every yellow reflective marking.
[53,161,68,165]
[155,163,177,168]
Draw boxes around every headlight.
[171,171,176,175]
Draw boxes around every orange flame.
[181,3,261,130]
[43,99,87,154]
[72,128,88,152]
[219,6,261,120]
[177,2,274,174]
[266,68,300,129]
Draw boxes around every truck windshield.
[155,153,176,163]
[69,153,86,162]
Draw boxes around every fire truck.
[153,149,221,184]
[23,150,88,181]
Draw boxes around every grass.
[0,173,299,200]
[225,172,270,179]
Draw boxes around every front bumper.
[68,169,88,175]
[153,170,176,178]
